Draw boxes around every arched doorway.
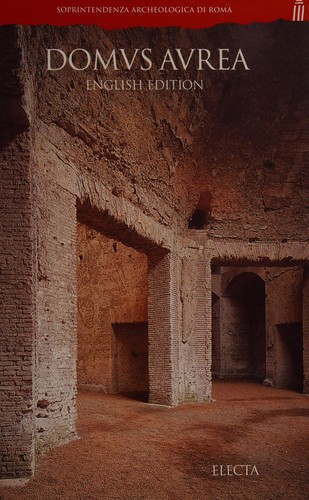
[213,271,266,382]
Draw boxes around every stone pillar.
[0,27,35,481]
[35,171,78,451]
[148,251,212,406]
[148,251,179,406]
[194,258,212,402]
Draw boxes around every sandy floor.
[1,380,308,500]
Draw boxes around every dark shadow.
[276,322,303,392]
[188,191,212,229]
[118,391,149,403]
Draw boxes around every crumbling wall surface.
[28,25,201,232]
[25,21,309,241]
[178,257,199,401]
[195,21,309,242]
[77,223,148,392]
[0,27,35,479]
[178,256,211,402]
[265,267,304,390]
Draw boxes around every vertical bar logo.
[293,0,305,21]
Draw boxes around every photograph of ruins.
[0,16,308,499]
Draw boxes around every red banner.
[0,0,308,29]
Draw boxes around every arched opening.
[188,191,211,229]
[213,271,266,382]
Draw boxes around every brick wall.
[0,27,35,480]
[0,136,35,479]
[35,161,78,452]
[148,252,178,406]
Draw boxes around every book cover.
[0,1,308,499]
